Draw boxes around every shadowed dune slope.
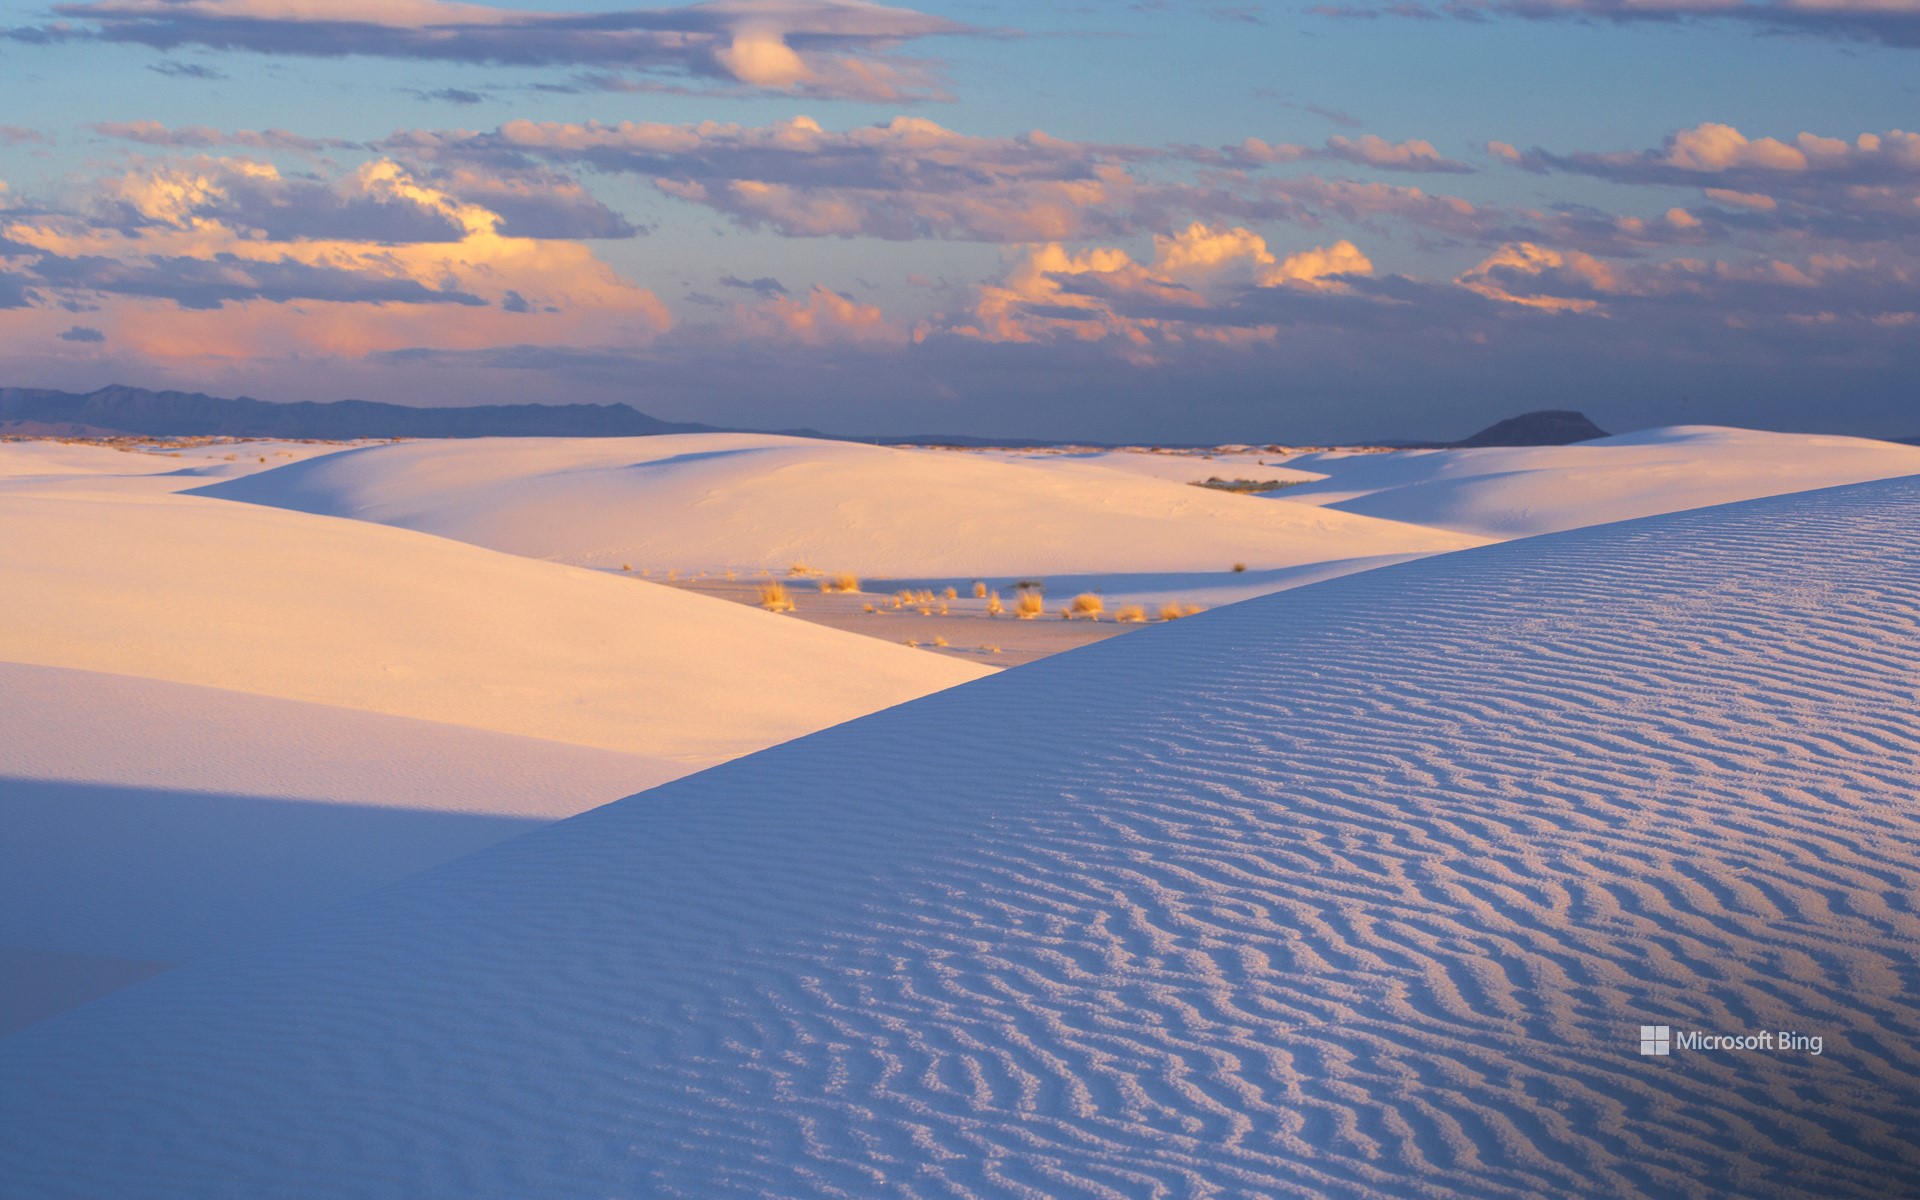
[7,478,1920,1198]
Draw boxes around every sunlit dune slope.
[195,433,1487,575]
[0,482,989,763]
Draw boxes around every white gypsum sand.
[0,480,989,762]
[192,432,1488,578]
[0,446,988,1028]
[1270,425,1920,538]
[6,476,1920,1197]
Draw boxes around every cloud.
[720,273,787,295]
[58,324,105,341]
[937,223,1375,353]
[1223,133,1473,173]
[89,119,350,154]
[1312,0,1920,49]
[1,154,670,365]
[407,86,487,104]
[19,0,982,101]
[1498,123,1920,243]
[728,283,900,345]
[0,126,50,145]
[146,59,223,78]
[399,115,1160,241]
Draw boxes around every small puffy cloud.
[0,126,49,145]
[23,0,980,102]
[941,224,1374,352]
[729,283,899,345]
[58,324,105,341]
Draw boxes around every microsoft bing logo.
[1640,1025,1671,1056]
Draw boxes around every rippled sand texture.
[7,476,1920,1198]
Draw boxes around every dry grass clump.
[986,591,1004,617]
[943,586,959,601]
[985,644,1002,655]
[758,582,796,613]
[1114,604,1147,623]
[620,563,631,572]
[818,572,860,594]
[972,581,988,599]
[862,602,877,613]
[1158,601,1204,621]
[1232,563,1248,573]
[932,635,950,647]
[1067,593,1105,620]
[1015,590,1045,619]
[787,562,814,577]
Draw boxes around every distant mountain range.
[0,386,715,440]
[2,385,1614,448]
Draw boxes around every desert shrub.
[1190,477,1308,495]
[985,644,1002,655]
[943,586,958,601]
[1158,601,1203,620]
[986,591,1004,617]
[787,562,813,577]
[758,582,796,613]
[820,572,859,593]
[1016,590,1045,619]
[862,602,877,613]
[1114,604,1147,623]
[620,564,631,572]
[932,635,950,647]
[1068,594,1105,620]
[1232,563,1247,573]
[972,581,988,598]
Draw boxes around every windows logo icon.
[1640,1025,1671,1056]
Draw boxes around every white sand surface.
[1273,425,1920,537]
[0,478,988,761]
[0,445,988,1030]
[7,475,1920,1197]
[194,432,1486,579]
[0,661,672,1033]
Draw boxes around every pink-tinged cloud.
[1493,122,1920,242]
[1,155,669,370]
[89,120,351,154]
[1226,133,1473,173]
[935,223,1375,354]
[18,0,980,101]
[727,283,901,345]
[403,115,1156,241]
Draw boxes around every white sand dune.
[0,449,987,1030]
[0,480,989,762]
[194,432,1486,578]
[1274,425,1920,538]
[0,662,670,1033]
[8,476,1920,1197]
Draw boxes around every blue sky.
[1,0,1916,440]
